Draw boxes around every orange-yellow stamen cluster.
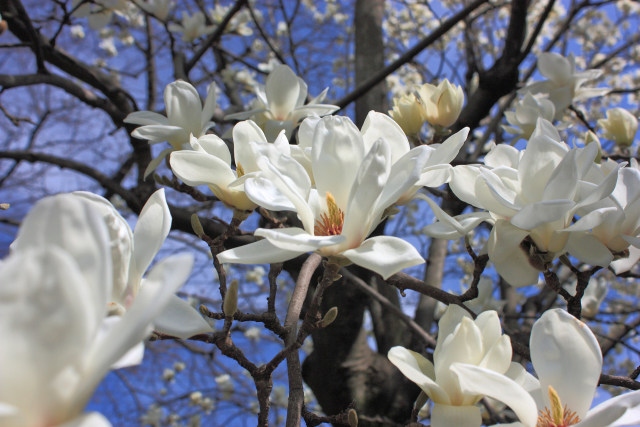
[537,386,580,427]
[314,192,344,236]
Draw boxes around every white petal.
[243,176,296,211]
[451,364,538,427]
[132,124,189,145]
[378,146,429,209]
[611,246,640,274]
[131,189,172,284]
[431,403,482,427]
[255,227,345,252]
[510,200,574,230]
[233,120,268,171]
[165,80,202,136]
[360,111,409,163]
[387,347,449,404]
[124,111,170,126]
[580,390,640,427]
[565,232,613,267]
[342,236,424,279]
[201,82,217,131]
[488,221,540,287]
[265,65,300,120]
[217,239,303,264]
[143,147,173,179]
[60,412,112,427]
[312,116,365,209]
[195,134,231,165]
[153,295,212,339]
[426,127,469,166]
[530,308,602,419]
[170,150,236,188]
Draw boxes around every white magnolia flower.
[170,121,294,211]
[168,11,215,42]
[524,52,609,118]
[598,107,638,147]
[416,79,464,128]
[137,0,172,21]
[503,92,556,141]
[1,194,193,426]
[226,64,339,141]
[72,0,130,30]
[389,92,425,136]
[469,309,640,426]
[425,119,619,287]
[124,80,217,177]
[69,189,211,339]
[388,305,537,427]
[563,276,608,317]
[218,115,428,279]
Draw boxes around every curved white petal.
[153,295,212,339]
[170,150,236,188]
[342,235,424,279]
[579,390,640,427]
[132,124,189,145]
[124,111,170,126]
[387,347,449,404]
[488,221,541,287]
[144,147,173,179]
[509,200,574,230]
[360,111,410,163]
[565,232,614,267]
[451,364,538,427]
[255,227,345,252]
[217,239,304,264]
[201,83,217,131]
[165,80,202,136]
[427,127,469,166]
[265,65,300,120]
[60,412,112,427]
[431,403,482,427]
[131,189,172,285]
[194,134,231,165]
[530,308,602,419]
[244,176,297,211]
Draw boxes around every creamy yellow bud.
[416,79,464,128]
[347,409,358,427]
[191,213,205,238]
[584,131,602,163]
[598,107,638,147]
[389,93,425,135]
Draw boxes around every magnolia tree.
[2,0,640,426]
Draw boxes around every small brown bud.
[347,409,358,427]
[320,307,338,327]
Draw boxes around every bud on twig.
[348,409,358,427]
[321,307,338,327]
[223,280,238,318]
[191,213,205,238]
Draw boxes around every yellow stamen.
[236,163,245,178]
[537,386,581,427]
[314,192,344,236]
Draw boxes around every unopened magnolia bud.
[348,409,358,427]
[321,307,338,327]
[416,79,464,128]
[389,93,425,136]
[598,107,638,147]
[0,203,9,210]
[584,131,602,163]
[223,280,238,317]
[191,213,205,238]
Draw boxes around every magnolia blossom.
[563,276,608,317]
[71,189,211,339]
[217,115,429,279]
[416,79,464,128]
[72,0,131,30]
[598,107,638,147]
[460,309,640,426]
[170,120,299,211]
[524,52,609,118]
[168,11,215,42]
[388,305,537,427]
[503,92,556,141]
[137,0,172,21]
[1,194,193,426]
[124,80,217,177]
[389,92,425,136]
[425,119,619,286]
[226,64,339,141]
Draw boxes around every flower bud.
[223,280,238,317]
[320,306,338,327]
[597,107,638,147]
[416,79,464,128]
[584,131,602,164]
[348,409,358,427]
[389,93,425,136]
[191,213,205,238]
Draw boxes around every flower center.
[314,192,344,236]
[537,386,580,427]
[236,163,245,178]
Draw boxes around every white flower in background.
[563,276,608,317]
[388,305,537,427]
[70,189,211,339]
[98,36,117,56]
[218,115,429,279]
[215,374,234,399]
[416,79,464,128]
[244,326,262,342]
[72,0,130,30]
[475,309,640,426]
[524,52,609,118]
[124,80,217,177]
[226,64,339,141]
[598,107,638,147]
[1,193,192,426]
[425,119,619,287]
[503,92,556,141]
[389,92,425,136]
[170,121,293,211]
[138,0,172,21]
[168,11,215,42]
[209,5,253,36]
[70,24,85,39]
